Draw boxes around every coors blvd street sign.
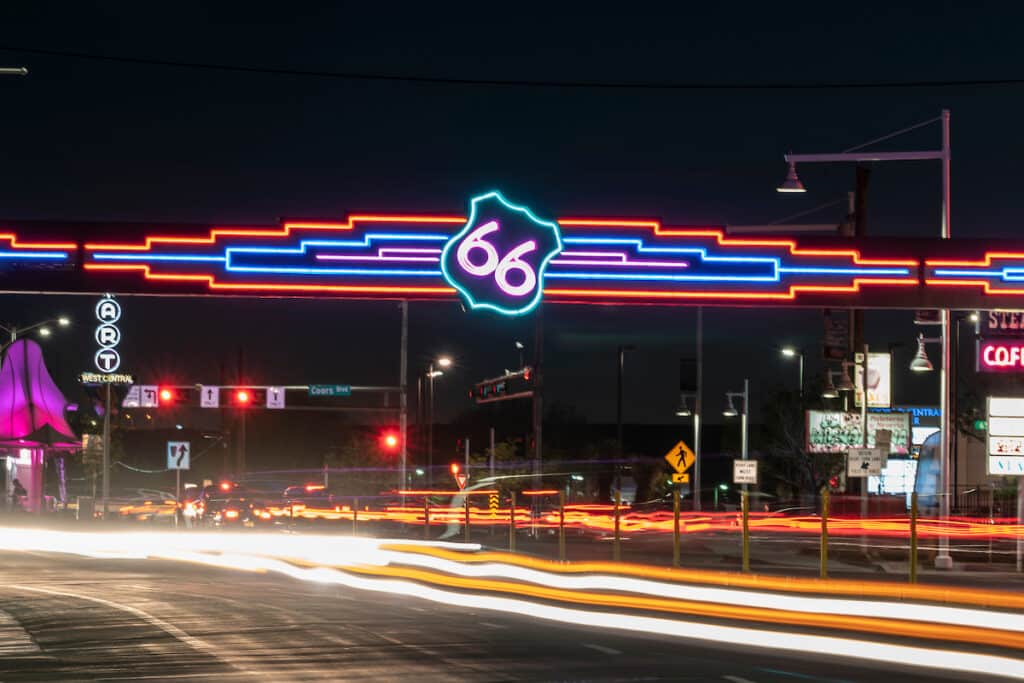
[12,189,1024,311]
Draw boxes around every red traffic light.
[380,430,400,451]
[234,389,252,405]
[159,387,174,402]
[450,462,460,476]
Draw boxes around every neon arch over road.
[2,190,1024,312]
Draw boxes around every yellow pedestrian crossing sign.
[664,440,695,474]
[671,472,690,484]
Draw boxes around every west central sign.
[7,191,1024,312]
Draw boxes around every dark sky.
[1,2,1022,426]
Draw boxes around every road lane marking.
[583,643,622,655]
[479,621,507,629]
[722,676,757,683]
[10,585,260,677]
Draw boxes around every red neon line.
[558,219,918,267]
[83,264,455,294]
[545,278,918,301]
[0,234,76,250]
[924,279,1024,295]
[85,263,916,299]
[926,252,1024,267]
[84,215,466,251]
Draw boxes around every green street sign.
[308,384,352,397]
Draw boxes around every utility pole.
[399,301,408,492]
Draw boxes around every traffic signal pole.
[399,301,408,493]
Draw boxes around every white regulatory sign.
[122,385,141,408]
[847,447,884,477]
[266,386,285,409]
[199,385,220,408]
[138,385,159,408]
[167,441,190,470]
[733,460,758,485]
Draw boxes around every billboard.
[986,397,1024,476]
[806,411,910,455]
[854,352,892,408]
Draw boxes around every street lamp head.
[909,334,934,372]
[780,346,798,358]
[822,372,839,399]
[437,356,453,368]
[776,160,807,193]
[514,341,524,350]
[38,327,51,338]
[968,311,979,323]
[675,395,692,418]
[718,483,729,491]
[57,316,70,327]
[428,370,444,378]
[722,395,738,418]
[836,367,856,393]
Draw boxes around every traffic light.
[450,462,460,477]
[158,386,176,406]
[472,367,534,405]
[380,430,400,453]
[230,388,265,407]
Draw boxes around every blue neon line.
[228,233,450,257]
[779,267,911,276]
[562,236,780,267]
[0,252,67,260]
[932,269,1002,278]
[227,266,442,276]
[92,254,226,262]
[545,272,777,282]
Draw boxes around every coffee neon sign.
[978,340,1024,372]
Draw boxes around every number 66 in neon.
[455,221,538,297]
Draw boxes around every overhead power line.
[0,44,1022,91]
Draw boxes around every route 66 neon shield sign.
[441,191,563,316]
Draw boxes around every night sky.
[1,3,1022,431]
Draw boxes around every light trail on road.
[0,527,1021,680]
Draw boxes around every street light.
[910,333,935,373]
[836,362,857,392]
[425,356,452,485]
[675,394,693,417]
[616,345,636,454]
[779,346,804,396]
[822,371,839,399]
[777,109,953,570]
[724,380,750,482]
[0,316,72,346]
[775,160,807,193]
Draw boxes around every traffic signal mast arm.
[473,367,534,405]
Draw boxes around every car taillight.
[225,509,239,520]
[259,511,271,520]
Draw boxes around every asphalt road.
[0,551,1007,682]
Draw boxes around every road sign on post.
[733,460,758,485]
[309,384,351,397]
[664,440,695,475]
[847,447,883,477]
[167,441,190,470]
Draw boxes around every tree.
[760,387,844,499]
